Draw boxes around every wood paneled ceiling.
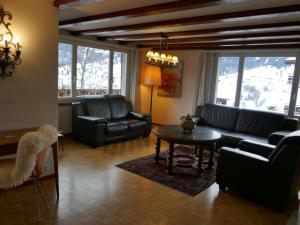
[55,0,300,50]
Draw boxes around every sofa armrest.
[284,117,298,131]
[268,130,292,145]
[73,116,106,147]
[239,140,275,158]
[129,111,152,137]
[220,147,269,166]
[77,116,107,124]
[130,112,151,120]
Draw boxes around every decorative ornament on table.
[180,114,196,133]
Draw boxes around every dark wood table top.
[0,127,37,148]
[152,125,222,145]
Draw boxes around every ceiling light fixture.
[145,33,178,67]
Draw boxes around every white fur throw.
[0,125,57,189]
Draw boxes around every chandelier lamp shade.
[145,33,179,67]
[0,6,22,79]
[146,50,179,66]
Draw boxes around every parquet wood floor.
[0,134,295,225]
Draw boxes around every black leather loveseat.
[72,95,152,147]
[195,104,298,147]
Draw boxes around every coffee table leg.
[208,143,215,169]
[167,143,175,174]
[154,137,161,164]
[197,145,204,177]
[194,145,198,156]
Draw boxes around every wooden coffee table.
[152,125,221,176]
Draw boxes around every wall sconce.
[0,6,21,79]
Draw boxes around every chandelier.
[0,6,22,79]
[145,33,178,67]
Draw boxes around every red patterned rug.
[116,146,217,196]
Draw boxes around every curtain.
[125,49,140,111]
[192,52,218,112]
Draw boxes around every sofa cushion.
[106,95,130,120]
[236,132,268,144]
[198,125,267,148]
[235,109,286,137]
[106,122,128,135]
[120,119,146,131]
[201,104,239,131]
[81,97,111,120]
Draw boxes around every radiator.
[58,105,72,134]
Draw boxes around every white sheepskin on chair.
[0,125,57,189]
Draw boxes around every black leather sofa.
[216,130,300,210]
[195,104,298,147]
[72,94,152,147]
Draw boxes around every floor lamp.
[143,65,161,115]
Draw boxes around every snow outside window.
[215,55,297,115]
[240,57,295,113]
[58,43,72,98]
[76,46,110,96]
[112,51,127,95]
[215,57,239,106]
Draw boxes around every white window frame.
[215,50,300,117]
[58,35,132,102]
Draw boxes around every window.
[58,41,129,98]
[58,43,72,98]
[76,46,110,96]
[240,57,295,113]
[215,57,239,106]
[291,57,300,115]
[112,51,127,95]
[215,55,299,116]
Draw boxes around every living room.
[1,0,300,225]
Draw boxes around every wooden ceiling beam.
[99,21,300,40]
[60,0,222,26]
[119,30,300,44]
[53,0,79,7]
[138,38,300,48]
[143,44,300,50]
[73,4,300,35]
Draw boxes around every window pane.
[58,43,72,98]
[76,46,109,96]
[112,51,127,95]
[240,57,295,113]
[215,57,239,106]
[290,58,300,115]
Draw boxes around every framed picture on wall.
[157,61,184,98]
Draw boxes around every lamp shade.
[143,65,161,86]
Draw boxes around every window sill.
[58,97,78,106]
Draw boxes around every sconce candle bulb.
[0,6,22,79]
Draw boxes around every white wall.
[139,49,202,125]
[0,0,58,131]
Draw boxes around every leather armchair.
[216,130,300,210]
